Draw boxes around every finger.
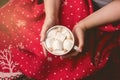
[71,51,79,56]
[41,42,48,57]
[40,25,49,41]
[78,34,84,52]
[61,53,73,59]
[61,51,80,59]
[74,29,84,52]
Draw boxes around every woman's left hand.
[62,22,86,58]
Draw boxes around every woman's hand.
[40,17,59,56]
[72,22,86,53]
[62,22,87,58]
[40,17,59,41]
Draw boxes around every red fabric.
[0,0,120,80]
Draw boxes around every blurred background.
[0,0,9,7]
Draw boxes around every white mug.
[44,25,79,56]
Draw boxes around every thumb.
[40,25,49,42]
[41,42,48,57]
[78,36,84,52]
[76,29,84,52]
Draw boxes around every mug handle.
[73,46,80,52]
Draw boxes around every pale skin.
[40,0,120,57]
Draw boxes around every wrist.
[44,16,59,27]
[46,15,59,22]
[75,21,87,32]
[46,12,58,19]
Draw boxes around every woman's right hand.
[40,17,59,41]
[40,17,59,56]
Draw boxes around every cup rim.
[44,25,75,55]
